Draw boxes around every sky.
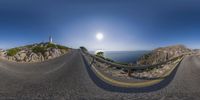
[0,0,200,51]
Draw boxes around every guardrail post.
[127,63,133,77]
[128,69,132,77]
[91,57,95,65]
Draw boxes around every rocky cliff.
[137,45,191,65]
[0,43,70,62]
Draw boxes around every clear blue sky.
[0,0,200,51]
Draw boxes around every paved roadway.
[0,49,199,100]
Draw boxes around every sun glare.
[96,32,104,41]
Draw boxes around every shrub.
[80,46,88,51]
[57,45,69,50]
[32,46,46,54]
[46,43,56,48]
[26,44,34,48]
[7,48,20,56]
[115,62,129,66]
[96,51,104,57]
[105,58,114,62]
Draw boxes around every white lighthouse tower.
[49,36,53,43]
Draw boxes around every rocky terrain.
[137,45,191,65]
[84,45,190,79]
[193,49,200,55]
[90,58,181,79]
[0,42,70,63]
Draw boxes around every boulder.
[44,51,50,57]
[38,53,44,62]
[8,56,16,61]
[0,49,6,58]
[49,48,62,58]
[61,49,67,54]
[15,51,27,62]
[29,53,40,62]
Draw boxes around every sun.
[96,32,104,41]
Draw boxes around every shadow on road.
[81,54,182,93]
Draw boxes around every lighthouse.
[49,36,53,43]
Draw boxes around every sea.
[90,51,151,64]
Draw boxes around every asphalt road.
[0,49,200,100]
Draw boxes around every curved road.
[0,50,199,99]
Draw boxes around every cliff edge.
[137,45,191,65]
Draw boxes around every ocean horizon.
[90,50,151,64]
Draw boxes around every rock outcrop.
[0,42,70,63]
[0,49,6,58]
[193,49,200,54]
[137,45,191,65]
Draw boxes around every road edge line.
[89,56,184,88]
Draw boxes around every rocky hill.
[193,49,200,54]
[137,45,191,65]
[0,42,70,63]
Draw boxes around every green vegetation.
[103,57,117,63]
[96,51,104,57]
[95,52,114,62]
[80,46,88,51]
[46,43,56,48]
[115,62,129,66]
[32,43,69,54]
[7,48,20,56]
[6,42,70,57]
[57,45,69,50]
[25,44,34,49]
[104,58,114,62]
[32,46,46,54]
[143,53,151,59]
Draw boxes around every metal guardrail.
[81,49,184,71]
